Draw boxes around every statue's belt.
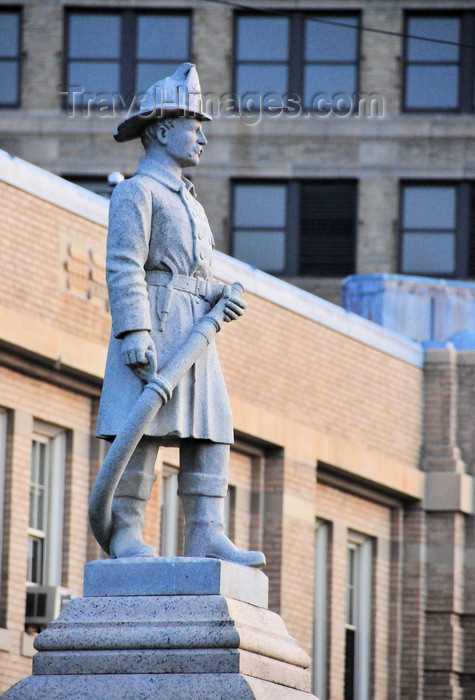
[145,270,214,303]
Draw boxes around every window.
[232,180,357,276]
[400,182,475,278]
[27,426,66,586]
[345,534,372,700]
[64,10,190,108]
[0,410,6,591]
[224,485,236,541]
[235,13,360,111]
[313,520,330,699]
[403,13,475,112]
[0,8,21,107]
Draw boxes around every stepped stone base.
[4,558,318,699]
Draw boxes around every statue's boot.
[109,436,158,558]
[178,439,266,569]
[109,496,156,558]
[179,491,266,568]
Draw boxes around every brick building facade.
[1,0,474,306]
[1,150,475,699]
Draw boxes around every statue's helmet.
[114,62,212,143]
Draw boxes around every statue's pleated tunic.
[96,160,233,445]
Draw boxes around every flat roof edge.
[0,149,423,368]
[0,149,109,226]
[215,253,424,368]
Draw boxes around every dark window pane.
[407,17,460,62]
[299,182,356,276]
[28,537,44,585]
[305,16,358,62]
[344,628,356,700]
[0,12,19,57]
[406,65,459,108]
[234,184,286,227]
[137,15,189,60]
[236,65,288,104]
[68,62,120,97]
[69,14,121,59]
[401,232,456,274]
[304,65,357,106]
[237,17,289,61]
[403,186,456,229]
[234,231,286,271]
[0,62,19,104]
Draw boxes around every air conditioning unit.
[25,585,76,627]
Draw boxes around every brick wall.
[0,365,93,691]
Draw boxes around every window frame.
[233,11,361,113]
[402,11,475,113]
[27,424,66,587]
[313,519,330,700]
[0,410,7,595]
[160,465,180,557]
[63,8,192,111]
[398,180,473,278]
[0,6,22,108]
[344,532,373,700]
[231,178,357,277]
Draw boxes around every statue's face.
[161,117,207,168]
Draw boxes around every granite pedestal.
[4,558,318,699]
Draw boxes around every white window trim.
[28,423,66,587]
[313,519,329,700]
[347,531,373,700]
[160,466,179,557]
[0,410,7,593]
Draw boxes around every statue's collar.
[136,159,196,197]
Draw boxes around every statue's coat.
[96,159,233,445]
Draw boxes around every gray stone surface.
[32,648,311,690]
[34,593,308,668]
[5,559,317,699]
[3,673,318,699]
[84,557,268,607]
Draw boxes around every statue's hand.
[222,284,247,323]
[121,330,157,380]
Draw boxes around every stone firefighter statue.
[96,63,265,567]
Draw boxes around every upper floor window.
[64,10,190,109]
[234,13,360,113]
[232,180,357,277]
[0,8,21,107]
[404,13,474,112]
[27,425,66,586]
[400,182,475,278]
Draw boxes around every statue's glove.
[222,284,247,323]
[121,330,158,381]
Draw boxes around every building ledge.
[0,628,12,653]
[0,149,423,369]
